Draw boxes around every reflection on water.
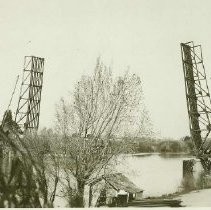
[116,153,194,197]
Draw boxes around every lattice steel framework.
[15,56,45,132]
[181,42,211,171]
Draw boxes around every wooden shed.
[96,173,143,207]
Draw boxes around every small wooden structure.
[96,173,143,207]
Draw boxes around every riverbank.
[176,188,211,207]
[132,152,191,157]
[144,187,211,207]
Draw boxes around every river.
[116,153,198,197]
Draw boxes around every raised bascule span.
[181,41,211,172]
[15,56,45,132]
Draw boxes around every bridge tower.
[181,41,211,171]
[15,56,45,132]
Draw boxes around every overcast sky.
[1,0,211,139]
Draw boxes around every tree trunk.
[74,179,85,207]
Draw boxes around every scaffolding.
[15,56,45,132]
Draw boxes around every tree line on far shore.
[121,136,194,154]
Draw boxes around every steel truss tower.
[181,41,211,171]
[15,56,45,132]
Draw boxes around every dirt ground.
[176,188,211,207]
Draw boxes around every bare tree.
[0,114,60,208]
[23,129,61,206]
[134,106,154,138]
[55,58,145,207]
[56,58,143,138]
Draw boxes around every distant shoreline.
[132,152,192,156]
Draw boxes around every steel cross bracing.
[15,56,45,132]
[181,42,211,164]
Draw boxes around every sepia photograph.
[0,0,211,208]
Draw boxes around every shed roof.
[103,173,143,193]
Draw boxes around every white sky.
[1,0,211,139]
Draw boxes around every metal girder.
[15,56,45,132]
[181,41,211,172]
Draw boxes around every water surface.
[116,153,194,197]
